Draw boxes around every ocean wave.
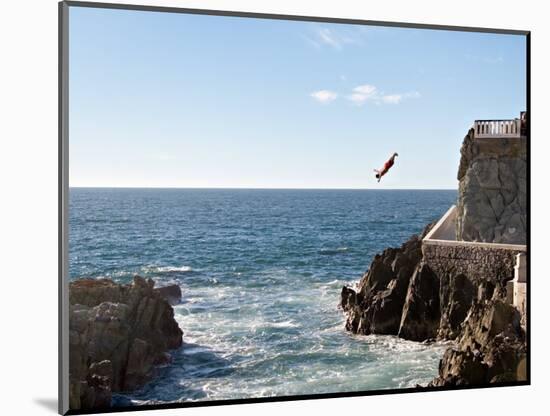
[322,279,344,286]
[318,247,349,255]
[266,320,300,328]
[142,265,193,274]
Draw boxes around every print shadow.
[33,398,58,413]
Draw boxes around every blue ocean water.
[69,188,456,404]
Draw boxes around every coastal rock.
[69,276,183,410]
[82,360,113,409]
[154,284,182,305]
[437,273,475,339]
[340,225,431,336]
[398,263,440,341]
[430,299,526,386]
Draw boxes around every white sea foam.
[142,265,193,273]
[318,247,349,255]
[265,320,300,328]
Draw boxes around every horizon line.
[69,186,458,191]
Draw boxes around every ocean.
[69,188,457,405]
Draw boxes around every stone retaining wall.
[421,240,526,339]
[422,242,525,284]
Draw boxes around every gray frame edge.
[57,1,531,415]
[59,1,70,415]
[63,0,530,36]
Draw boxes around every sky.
[69,6,526,189]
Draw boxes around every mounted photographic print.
[59,1,530,414]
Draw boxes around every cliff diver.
[374,152,398,182]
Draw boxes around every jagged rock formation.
[340,224,483,343]
[154,284,183,306]
[340,236,527,385]
[69,277,183,410]
[456,128,527,244]
[398,263,441,341]
[430,299,526,386]
[421,242,523,340]
[340,224,432,336]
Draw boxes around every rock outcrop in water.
[340,224,432,336]
[340,236,527,386]
[69,276,183,411]
[398,263,441,341]
[456,128,527,244]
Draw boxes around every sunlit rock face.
[68,276,183,410]
[456,128,527,244]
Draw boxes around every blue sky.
[69,7,526,189]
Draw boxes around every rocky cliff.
[340,223,485,344]
[340,225,431,337]
[429,299,526,386]
[69,276,183,410]
[340,123,527,386]
[456,128,527,244]
[340,234,527,386]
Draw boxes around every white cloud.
[381,94,403,104]
[317,28,341,49]
[310,85,419,106]
[348,84,378,105]
[310,90,338,104]
[347,84,420,105]
[305,27,360,50]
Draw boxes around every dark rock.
[429,347,488,386]
[124,338,154,391]
[398,263,440,341]
[438,273,475,339]
[340,225,432,336]
[154,284,182,305]
[430,299,526,386]
[68,276,183,410]
[85,360,112,409]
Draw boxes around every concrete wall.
[424,205,457,241]
[506,253,527,328]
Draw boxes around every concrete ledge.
[423,238,526,252]
[424,205,457,241]
[423,205,527,252]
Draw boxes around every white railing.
[474,119,521,138]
